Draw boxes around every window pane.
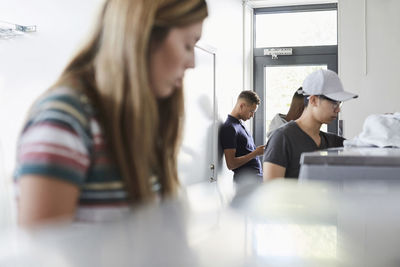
[256,10,337,48]
[265,65,328,139]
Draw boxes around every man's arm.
[223,145,264,170]
[263,130,288,181]
[263,162,285,181]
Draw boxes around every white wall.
[0,0,104,179]
[338,0,400,138]
[202,0,244,187]
[203,0,244,119]
[180,0,245,238]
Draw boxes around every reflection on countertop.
[2,179,400,267]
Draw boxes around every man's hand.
[224,145,264,170]
[255,145,265,156]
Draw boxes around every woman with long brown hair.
[14,0,208,226]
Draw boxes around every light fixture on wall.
[0,20,36,40]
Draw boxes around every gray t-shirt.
[267,113,287,138]
[263,121,345,178]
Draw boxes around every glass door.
[253,4,338,146]
[254,48,337,145]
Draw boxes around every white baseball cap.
[298,69,358,101]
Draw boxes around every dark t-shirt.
[220,115,262,177]
[263,121,345,178]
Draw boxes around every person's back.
[267,88,305,138]
[267,113,287,137]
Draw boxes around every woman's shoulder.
[29,86,94,129]
[35,86,91,112]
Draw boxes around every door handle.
[209,164,216,182]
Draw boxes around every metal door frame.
[253,46,338,146]
[253,4,338,146]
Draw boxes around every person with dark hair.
[263,69,358,180]
[267,87,305,138]
[14,0,208,227]
[220,90,265,184]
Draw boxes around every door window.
[255,10,337,48]
[265,65,328,134]
[253,4,338,145]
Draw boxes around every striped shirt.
[14,87,131,223]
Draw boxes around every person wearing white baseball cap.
[263,69,358,180]
[299,69,358,101]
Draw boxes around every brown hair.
[286,87,305,121]
[53,0,208,204]
[238,90,261,105]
